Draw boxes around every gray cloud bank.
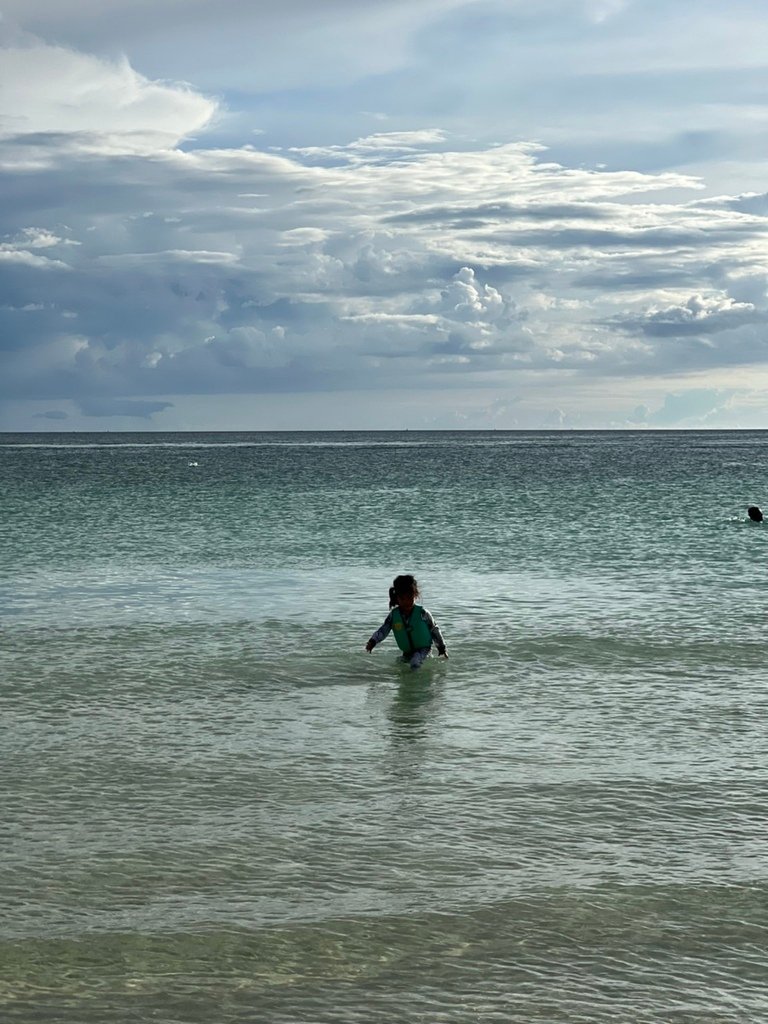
[1,11,768,427]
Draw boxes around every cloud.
[385,201,613,226]
[435,268,507,323]
[78,397,174,418]
[1,227,78,249]
[610,294,765,337]
[33,409,69,420]
[289,129,449,163]
[0,114,766,405]
[646,388,734,427]
[701,192,768,217]
[0,250,71,269]
[97,250,241,267]
[0,41,217,154]
[0,0,474,95]
[2,17,768,428]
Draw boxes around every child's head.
[389,574,419,611]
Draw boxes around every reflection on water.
[386,662,444,748]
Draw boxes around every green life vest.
[391,605,433,654]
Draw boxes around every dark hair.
[748,506,763,522]
[388,574,420,607]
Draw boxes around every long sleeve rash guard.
[368,606,446,654]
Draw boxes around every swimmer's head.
[748,506,763,522]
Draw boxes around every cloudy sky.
[1,0,767,430]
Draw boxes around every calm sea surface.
[2,430,767,1023]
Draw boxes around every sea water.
[1,430,767,1023]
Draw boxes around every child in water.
[365,574,448,670]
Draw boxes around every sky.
[1,0,767,430]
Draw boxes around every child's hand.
[365,640,375,653]
[438,648,448,659]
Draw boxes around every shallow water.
[2,431,767,1022]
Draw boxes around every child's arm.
[365,612,393,652]
[422,608,448,657]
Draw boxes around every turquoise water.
[2,431,767,1023]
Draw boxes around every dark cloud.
[78,397,174,418]
[608,296,766,338]
[33,409,69,420]
[384,201,612,226]
[573,269,699,290]
[486,224,761,251]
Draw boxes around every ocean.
[2,430,767,1023]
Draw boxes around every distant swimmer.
[365,574,448,670]
[747,506,763,522]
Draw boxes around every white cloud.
[288,130,448,163]
[436,268,507,324]
[0,250,71,269]
[343,312,440,324]
[0,42,216,152]
[97,250,241,266]
[1,227,78,249]
[615,293,763,337]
